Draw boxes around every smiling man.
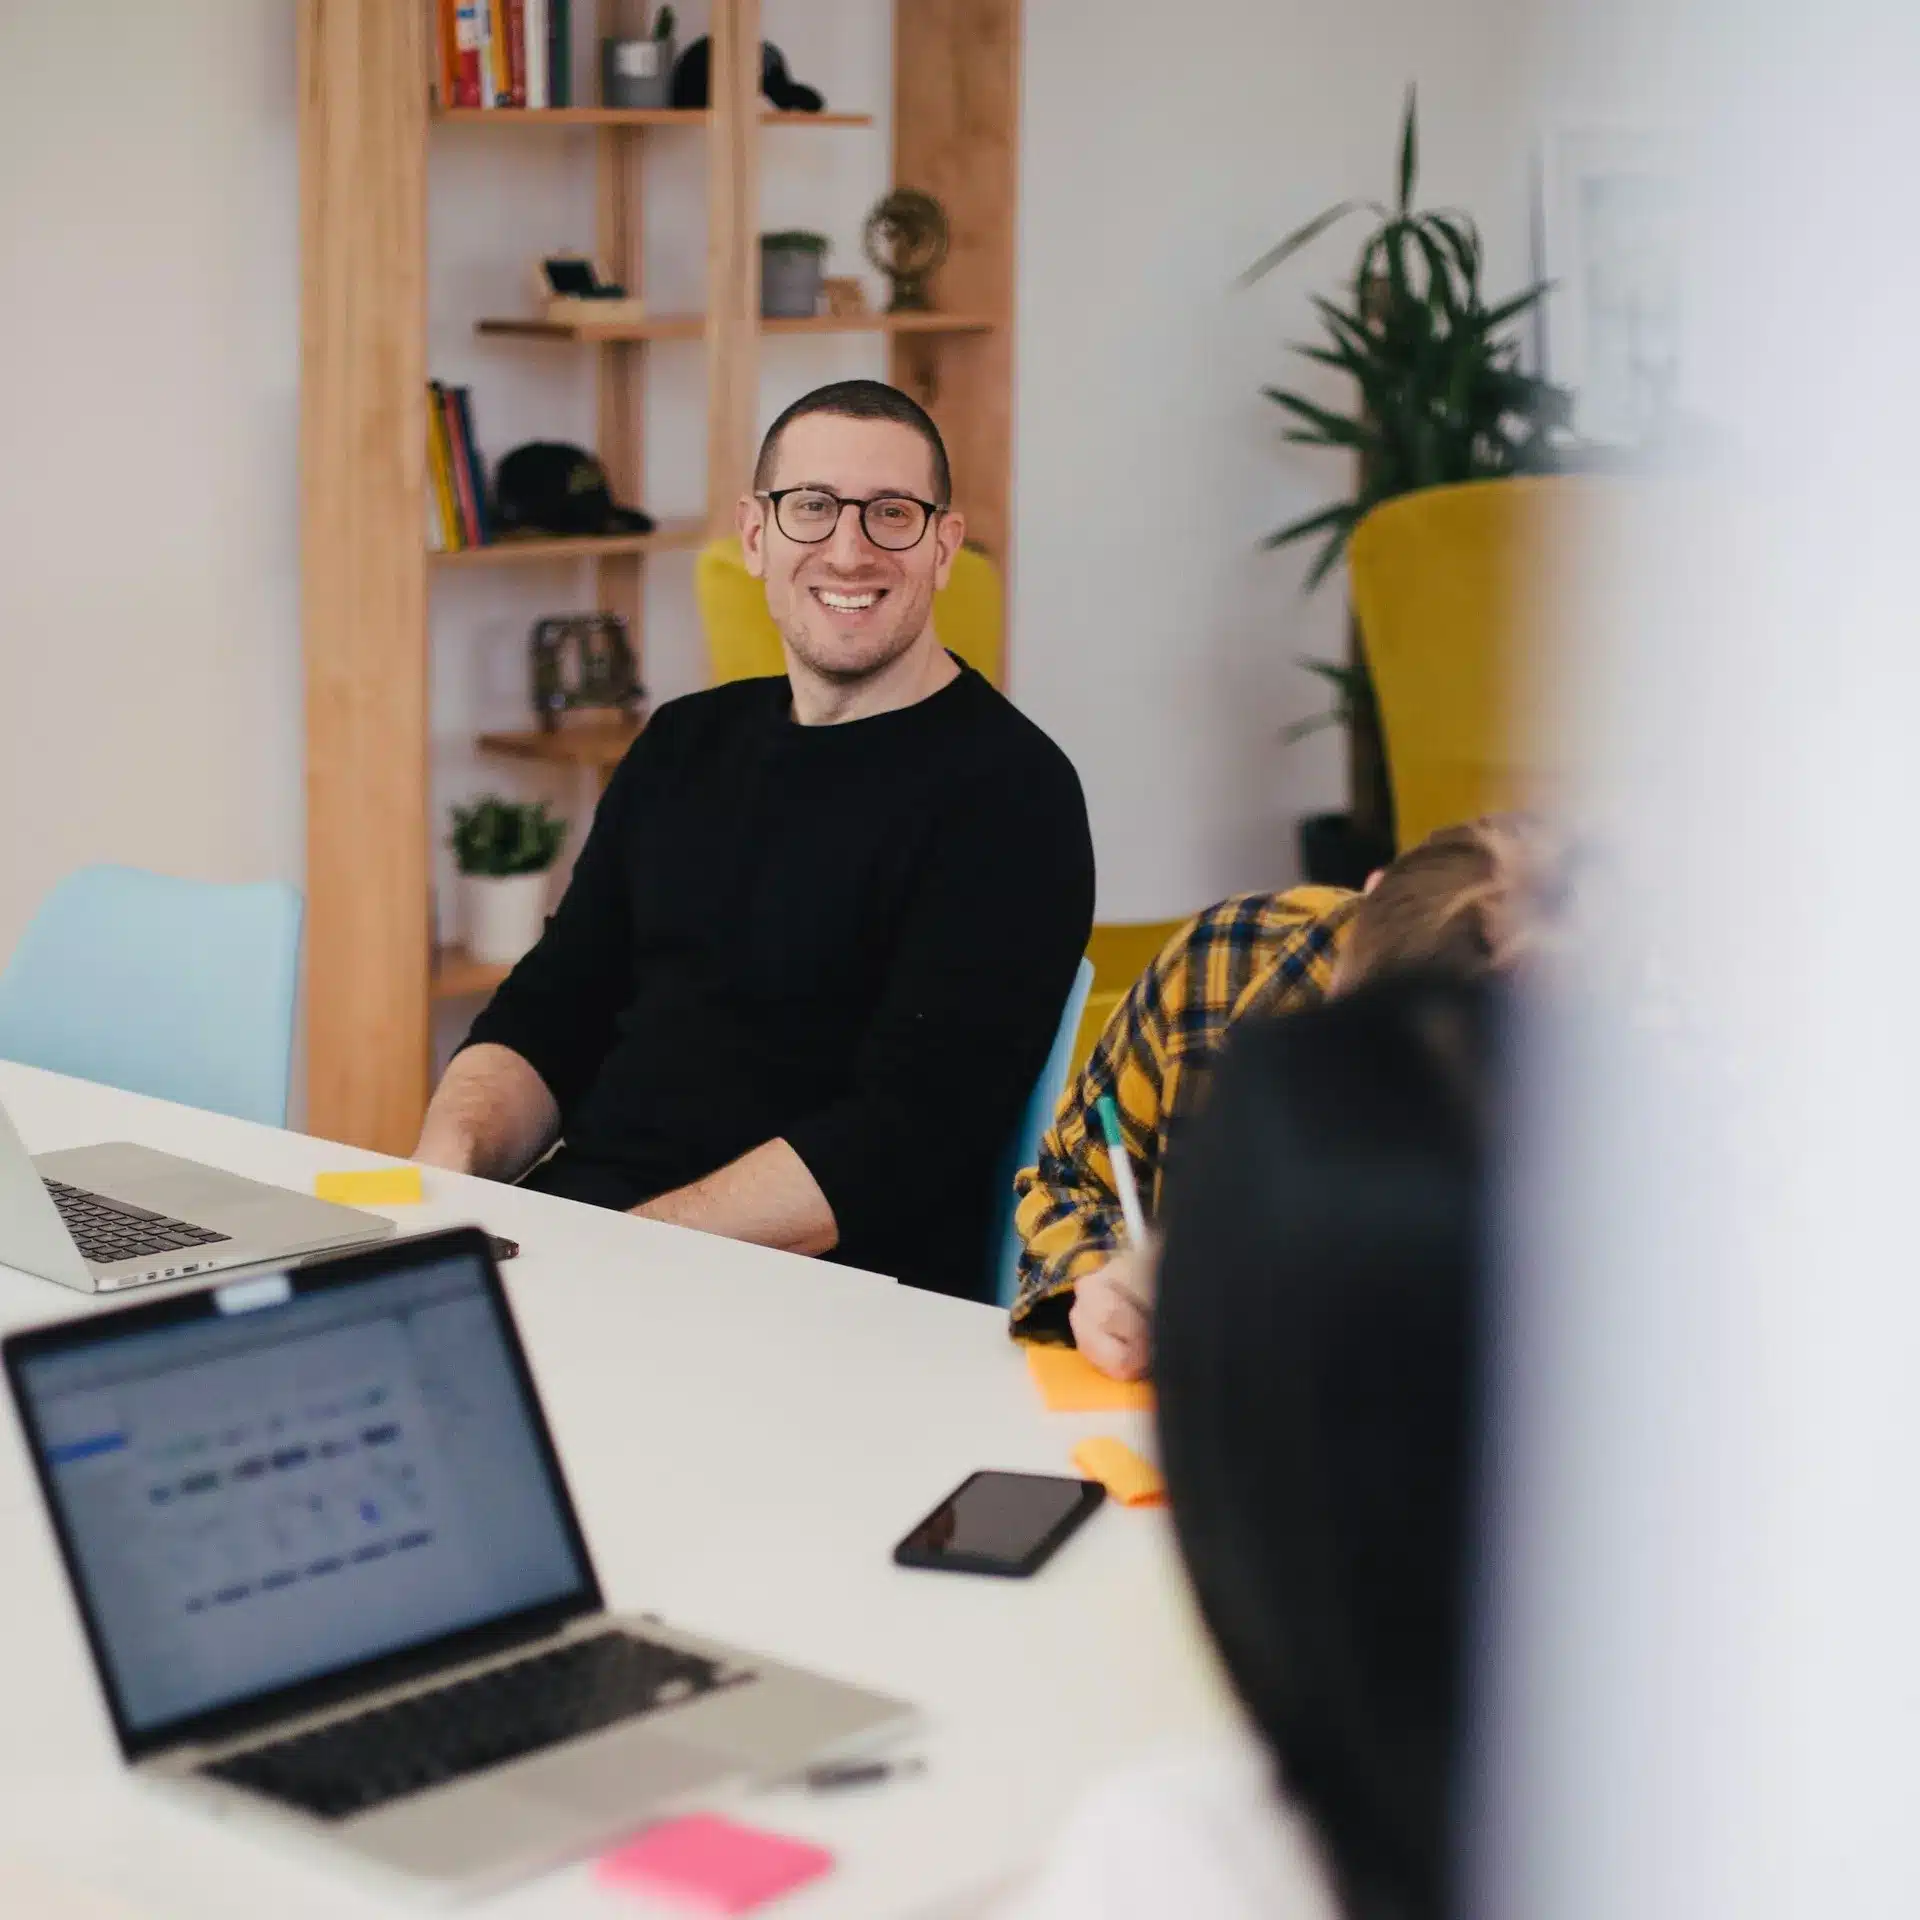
[415,380,1095,1297]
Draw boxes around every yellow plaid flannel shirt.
[1009,886,1358,1340]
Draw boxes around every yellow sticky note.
[314,1167,423,1207]
[1072,1436,1166,1507]
[1025,1344,1156,1413]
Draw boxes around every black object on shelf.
[491,444,655,538]
[670,37,825,112]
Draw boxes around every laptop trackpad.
[509,1723,737,1824]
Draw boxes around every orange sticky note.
[1025,1344,1155,1413]
[314,1167,423,1207]
[1072,1436,1166,1507]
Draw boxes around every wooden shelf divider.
[431,946,512,1002]
[430,524,705,568]
[433,107,874,129]
[478,311,995,345]
[476,720,646,773]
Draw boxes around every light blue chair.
[989,956,1095,1306]
[0,866,303,1127]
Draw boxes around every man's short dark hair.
[752,379,951,503]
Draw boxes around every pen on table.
[1094,1095,1149,1249]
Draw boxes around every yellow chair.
[695,536,1004,687]
[1348,476,1605,849]
[1071,918,1188,1074]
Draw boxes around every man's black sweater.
[464,662,1095,1297]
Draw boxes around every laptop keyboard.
[200,1630,747,1821]
[42,1179,230,1267]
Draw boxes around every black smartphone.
[892,1470,1105,1578]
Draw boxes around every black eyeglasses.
[758,487,944,552]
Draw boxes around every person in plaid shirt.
[1009,815,1567,1373]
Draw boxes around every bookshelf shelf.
[431,946,512,1002]
[432,107,875,129]
[477,720,646,772]
[430,524,705,567]
[476,311,995,344]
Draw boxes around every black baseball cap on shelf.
[670,37,825,112]
[490,444,655,538]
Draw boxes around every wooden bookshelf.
[477,311,995,344]
[430,524,704,567]
[303,0,1023,1153]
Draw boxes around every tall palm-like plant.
[1248,87,1570,853]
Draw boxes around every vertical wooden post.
[300,0,430,1151]
[891,0,1021,612]
[597,128,644,680]
[707,0,762,531]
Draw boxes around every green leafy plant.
[1246,86,1571,825]
[449,796,567,877]
[760,230,831,255]
[652,4,676,40]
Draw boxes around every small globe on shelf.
[863,188,950,314]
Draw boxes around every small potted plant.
[449,795,568,967]
[760,230,830,318]
[601,3,676,111]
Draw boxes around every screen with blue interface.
[14,1252,589,1737]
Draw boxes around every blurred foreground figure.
[1003,974,1499,1920]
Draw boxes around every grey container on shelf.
[761,239,826,319]
[600,35,675,109]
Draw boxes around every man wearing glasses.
[416,380,1095,1299]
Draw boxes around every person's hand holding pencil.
[1068,1098,1158,1381]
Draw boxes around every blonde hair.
[1337,814,1570,992]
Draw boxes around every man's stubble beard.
[775,572,937,686]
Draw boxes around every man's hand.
[1068,1245,1157,1380]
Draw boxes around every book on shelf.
[505,0,528,108]
[427,383,495,551]
[437,0,570,109]
[425,383,463,552]
[524,0,548,109]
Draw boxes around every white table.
[0,1064,1233,1918]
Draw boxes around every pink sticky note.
[598,1815,834,1914]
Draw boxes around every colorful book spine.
[453,0,483,108]
[426,383,463,551]
[506,0,528,108]
[451,387,492,545]
[442,388,480,546]
[434,0,457,108]
[548,0,571,107]
[524,0,548,109]
[488,0,511,107]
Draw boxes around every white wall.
[0,1,301,959]
[1012,0,1541,918]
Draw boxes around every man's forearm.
[633,1138,838,1256]
[413,1043,560,1182]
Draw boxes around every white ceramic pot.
[464,870,551,967]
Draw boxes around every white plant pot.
[463,871,551,967]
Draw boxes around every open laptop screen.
[7,1232,595,1753]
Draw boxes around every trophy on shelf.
[863,188,950,313]
[529,614,645,732]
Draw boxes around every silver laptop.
[0,1094,393,1293]
[3,1227,913,1897]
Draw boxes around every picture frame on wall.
[1534,126,1687,449]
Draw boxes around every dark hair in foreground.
[752,378,952,503]
[1155,973,1497,1920]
